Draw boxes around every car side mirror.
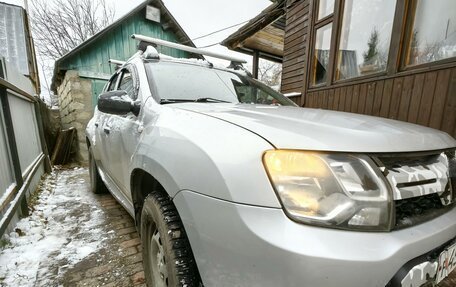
[98,90,140,116]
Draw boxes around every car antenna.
[131,34,247,64]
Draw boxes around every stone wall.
[57,70,93,164]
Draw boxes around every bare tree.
[258,60,282,88]
[30,0,115,60]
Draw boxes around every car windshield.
[145,61,297,106]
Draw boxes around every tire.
[88,146,108,194]
[141,191,201,287]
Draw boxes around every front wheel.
[141,191,201,287]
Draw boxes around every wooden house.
[223,0,456,138]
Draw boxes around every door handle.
[103,127,111,134]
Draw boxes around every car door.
[103,65,141,195]
[95,72,120,173]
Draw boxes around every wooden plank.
[372,81,384,117]
[310,93,317,108]
[320,90,328,109]
[365,82,376,115]
[282,68,305,80]
[358,83,368,114]
[285,21,309,40]
[283,47,306,62]
[283,39,307,56]
[429,69,451,129]
[286,20,307,36]
[351,85,360,113]
[286,3,306,22]
[380,79,394,118]
[282,61,307,73]
[281,81,303,91]
[286,0,308,19]
[284,30,306,46]
[282,76,305,86]
[397,76,414,121]
[407,73,425,123]
[305,93,312,107]
[388,77,403,119]
[440,68,456,136]
[286,7,309,32]
[338,86,346,111]
[282,54,306,67]
[327,89,335,110]
[417,72,437,126]
[333,88,340,110]
[344,85,353,112]
[284,35,308,51]
[318,91,324,108]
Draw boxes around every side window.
[107,73,120,91]
[118,69,136,99]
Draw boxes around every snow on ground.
[0,167,109,286]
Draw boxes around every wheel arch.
[130,167,177,231]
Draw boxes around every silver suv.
[86,36,456,287]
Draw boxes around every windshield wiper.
[160,98,231,104]
[194,97,231,103]
[160,99,194,104]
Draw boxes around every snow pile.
[0,167,108,286]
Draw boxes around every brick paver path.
[61,193,145,287]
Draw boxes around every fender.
[128,107,282,208]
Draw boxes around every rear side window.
[107,73,120,91]
[118,70,136,100]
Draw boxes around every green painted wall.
[59,7,189,107]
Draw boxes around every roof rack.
[108,59,126,66]
[131,34,247,64]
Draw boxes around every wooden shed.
[50,0,196,163]
[223,0,456,139]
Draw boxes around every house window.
[405,0,456,66]
[318,0,335,20]
[335,0,397,81]
[312,23,332,86]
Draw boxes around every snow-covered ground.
[0,167,109,286]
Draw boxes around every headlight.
[263,150,393,231]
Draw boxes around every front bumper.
[173,190,456,287]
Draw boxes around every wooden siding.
[280,0,456,139]
[59,9,188,78]
[281,0,310,94]
[304,67,456,138]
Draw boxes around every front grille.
[375,150,455,230]
[394,193,453,229]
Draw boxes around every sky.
[3,0,272,100]
[113,0,270,64]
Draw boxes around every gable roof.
[51,0,196,92]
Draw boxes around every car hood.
[174,103,456,153]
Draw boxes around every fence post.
[34,100,52,173]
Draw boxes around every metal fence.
[0,70,50,237]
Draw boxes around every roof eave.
[221,0,285,50]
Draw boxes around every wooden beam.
[253,50,260,79]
